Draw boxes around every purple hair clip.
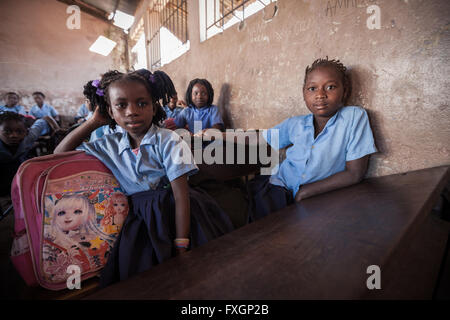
[149,74,156,84]
[92,79,101,88]
[92,79,104,96]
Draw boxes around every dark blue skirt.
[247,175,294,222]
[99,184,234,287]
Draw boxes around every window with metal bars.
[199,0,277,42]
[146,0,189,70]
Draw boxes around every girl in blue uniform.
[174,78,224,134]
[247,57,377,220]
[55,69,234,286]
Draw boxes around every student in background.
[163,92,186,118]
[54,69,234,286]
[163,92,186,130]
[0,92,26,115]
[173,79,224,134]
[0,112,56,210]
[75,101,92,123]
[29,92,60,123]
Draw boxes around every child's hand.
[294,189,304,202]
[89,108,110,127]
[177,100,187,108]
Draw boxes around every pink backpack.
[10,151,128,290]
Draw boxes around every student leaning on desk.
[197,57,377,221]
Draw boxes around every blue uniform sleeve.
[28,106,37,118]
[22,119,50,148]
[209,105,224,126]
[18,106,27,116]
[160,131,198,182]
[174,108,187,128]
[346,108,377,161]
[262,117,293,150]
[76,138,104,158]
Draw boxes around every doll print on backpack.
[42,173,129,283]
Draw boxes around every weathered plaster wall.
[161,0,450,177]
[0,0,127,117]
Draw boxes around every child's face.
[6,94,19,107]
[303,66,345,120]
[112,198,128,216]
[55,205,87,231]
[168,95,178,109]
[191,84,208,108]
[107,80,155,142]
[0,120,27,146]
[33,94,44,106]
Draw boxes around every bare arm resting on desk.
[171,174,190,255]
[294,155,370,202]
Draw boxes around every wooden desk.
[85,166,450,300]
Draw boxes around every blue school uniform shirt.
[29,103,58,119]
[89,125,124,142]
[163,105,183,119]
[76,124,198,195]
[0,105,27,115]
[174,105,223,133]
[262,106,377,197]
[77,104,92,119]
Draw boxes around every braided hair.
[94,69,176,129]
[185,78,214,108]
[303,57,351,104]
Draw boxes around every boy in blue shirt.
[30,92,60,123]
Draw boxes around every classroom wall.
[0,0,127,119]
[160,0,450,177]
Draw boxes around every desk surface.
[86,166,450,300]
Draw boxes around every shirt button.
[311,145,315,149]
[302,174,306,179]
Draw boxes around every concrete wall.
[160,0,450,177]
[0,0,127,118]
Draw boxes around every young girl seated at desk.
[201,57,377,221]
[55,69,234,286]
[251,57,377,220]
[174,78,224,134]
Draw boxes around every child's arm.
[211,123,225,131]
[54,108,109,153]
[170,174,191,254]
[294,155,369,202]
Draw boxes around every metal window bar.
[205,0,274,39]
[160,0,188,43]
[148,0,188,70]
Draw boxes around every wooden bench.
[83,165,450,299]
